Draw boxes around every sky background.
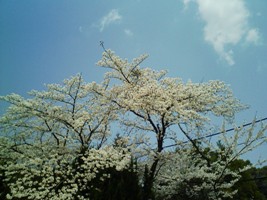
[0,0,266,164]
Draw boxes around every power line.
[163,117,267,149]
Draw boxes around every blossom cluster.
[1,142,131,199]
[0,49,266,199]
[97,49,246,133]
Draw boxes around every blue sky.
[0,0,266,163]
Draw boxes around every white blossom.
[0,50,266,199]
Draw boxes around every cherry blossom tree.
[0,75,132,199]
[95,47,266,199]
[0,47,266,200]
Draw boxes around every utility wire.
[163,117,267,149]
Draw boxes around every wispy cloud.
[245,28,260,44]
[183,0,260,65]
[182,0,192,10]
[99,9,122,32]
[124,29,134,37]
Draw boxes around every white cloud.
[184,0,260,65]
[99,9,122,32]
[246,28,260,44]
[124,29,134,37]
[182,0,193,10]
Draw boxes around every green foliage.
[143,164,155,200]
[220,160,265,200]
[251,166,267,199]
[0,163,9,199]
[90,165,142,200]
[157,144,267,200]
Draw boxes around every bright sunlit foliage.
[0,49,266,199]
